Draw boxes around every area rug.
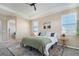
[49,45,64,56]
[0,47,13,56]
[8,44,63,56]
[8,45,42,56]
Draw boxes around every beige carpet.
[0,48,12,56]
[0,40,79,56]
[8,44,79,56]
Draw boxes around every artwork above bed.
[43,21,51,29]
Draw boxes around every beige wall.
[38,8,77,36]
[16,16,31,40]
[0,14,31,42]
[31,7,79,48]
[0,15,16,42]
[0,15,7,42]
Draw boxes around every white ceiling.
[0,3,79,20]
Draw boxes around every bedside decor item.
[60,34,68,47]
[33,32,38,36]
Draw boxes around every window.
[61,13,77,35]
[32,20,39,32]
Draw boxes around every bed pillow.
[38,32,46,36]
[38,32,41,36]
[41,32,46,36]
[51,33,55,37]
[46,32,51,36]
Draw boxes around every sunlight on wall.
[16,17,31,39]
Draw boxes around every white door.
[7,19,16,39]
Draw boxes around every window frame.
[32,20,39,32]
[61,12,77,36]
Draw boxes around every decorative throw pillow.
[46,32,51,36]
[38,32,41,36]
[51,33,55,37]
[38,32,46,36]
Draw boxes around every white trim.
[58,43,79,50]
[0,5,30,19]
[67,45,79,50]
[0,41,10,43]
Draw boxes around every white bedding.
[36,32,58,55]
[44,36,58,56]
[36,35,58,56]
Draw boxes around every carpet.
[8,44,64,56]
[8,45,42,56]
[0,47,12,56]
[1,44,79,56]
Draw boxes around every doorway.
[7,19,16,40]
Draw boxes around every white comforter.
[36,36,58,56]
[44,37,58,56]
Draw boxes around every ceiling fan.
[26,3,37,11]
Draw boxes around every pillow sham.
[51,33,55,37]
[38,32,46,36]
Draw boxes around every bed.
[20,33,58,56]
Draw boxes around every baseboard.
[0,41,9,43]
[67,46,79,50]
[57,43,79,50]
